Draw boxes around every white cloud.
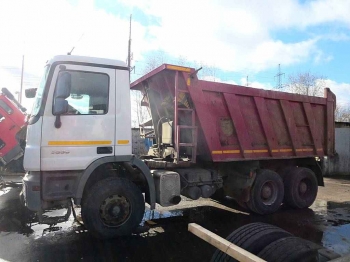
[1,0,350,104]
[324,79,350,106]
[239,77,274,90]
[201,75,238,85]
[247,39,319,71]
[118,0,350,73]
[0,0,149,99]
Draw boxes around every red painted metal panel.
[223,93,253,158]
[0,94,27,164]
[130,64,336,162]
[254,97,279,156]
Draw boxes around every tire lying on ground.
[81,177,145,239]
[211,222,292,262]
[246,169,284,214]
[283,167,318,209]
[258,236,318,262]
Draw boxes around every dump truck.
[0,88,27,169]
[22,55,336,239]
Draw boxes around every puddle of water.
[0,188,11,197]
[322,224,350,256]
[143,209,183,221]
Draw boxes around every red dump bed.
[131,64,336,162]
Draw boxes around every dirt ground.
[0,175,349,261]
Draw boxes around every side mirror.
[55,72,71,99]
[25,88,37,98]
[53,71,71,128]
[53,98,68,116]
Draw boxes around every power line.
[274,63,285,89]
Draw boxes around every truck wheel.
[247,169,284,214]
[211,222,292,262]
[258,237,318,262]
[81,177,145,239]
[283,167,318,209]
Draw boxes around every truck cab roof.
[48,55,127,68]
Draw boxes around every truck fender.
[75,155,156,209]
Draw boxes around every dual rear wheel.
[242,167,318,214]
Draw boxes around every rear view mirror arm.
[55,115,62,128]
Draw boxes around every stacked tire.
[211,223,318,262]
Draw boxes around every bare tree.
[131,90,150,127]
[177,55,188,66]
[335,104,350,122]
[142,50,166,74]
[130,51,167,127]
[191,60,218,81]
[288,72,326,97]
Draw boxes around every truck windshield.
[31,65,50,116]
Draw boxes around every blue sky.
[0,0,350,109]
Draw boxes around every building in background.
[324,122,350,176]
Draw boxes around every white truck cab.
[24,55,132,171]
[22,55,158,238]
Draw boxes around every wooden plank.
[188,223,266,262]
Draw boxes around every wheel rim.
[298,178,311,197]
[100,195,131,227]
[260,180,278,205]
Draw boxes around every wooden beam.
[188,223,266,262]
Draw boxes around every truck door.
[40,64,116,171]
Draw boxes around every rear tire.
[283,167,318,209]
[258,236,318,262]
[247,169,284,214]
[211,222,292,262]
[81,177,145,239]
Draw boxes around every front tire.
[81,177,145,239]
[247,169,284,214]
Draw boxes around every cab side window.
[0,100,13,115]
[62,71,109,115]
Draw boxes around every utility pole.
[19,54,24,103]
[127,14,133,81]
[274,64,285,89]
[246,75,249,87]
